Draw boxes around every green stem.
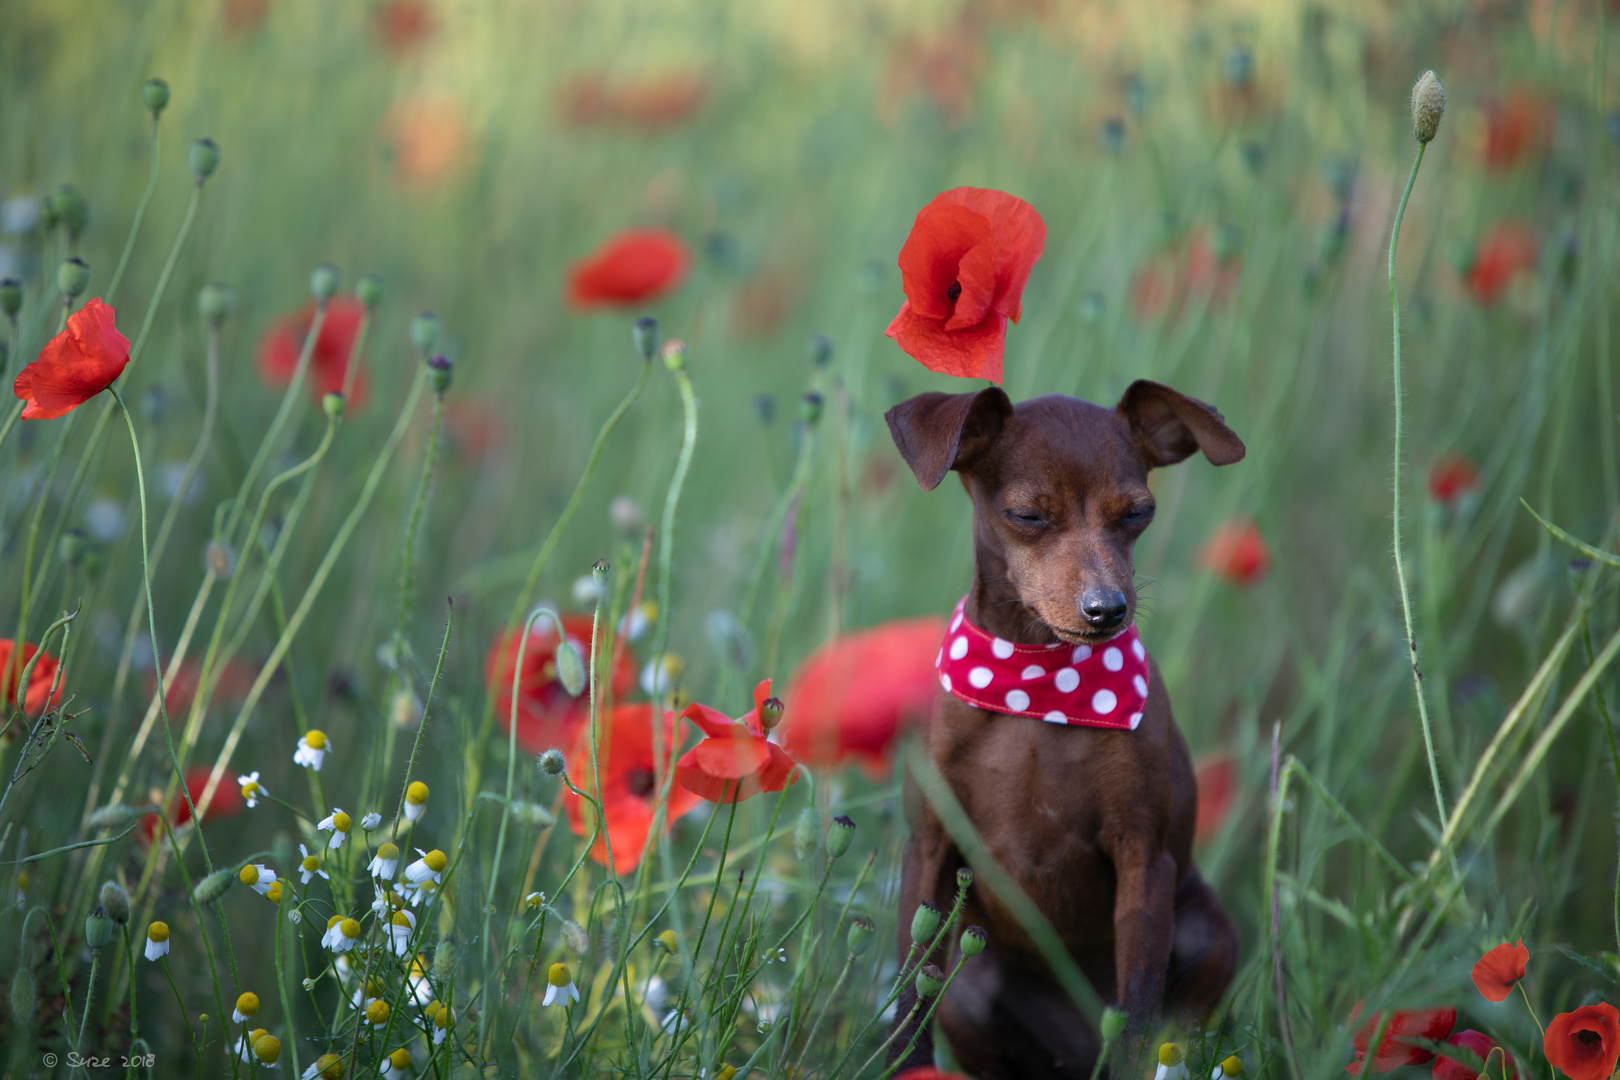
[1387,141,1447,832]
[75,951,101,1068]
[105,118,162,306]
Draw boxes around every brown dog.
[883,380,1243,1077]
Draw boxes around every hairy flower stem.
[1387,141,1447,833]
[878,954,969,1079]
[74,951,100,1067]
[786,952,856,1078]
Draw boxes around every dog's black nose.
[1080,590,1129,631]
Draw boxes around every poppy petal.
[885,302,1006,383]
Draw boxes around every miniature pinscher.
[882,380,1243,1077]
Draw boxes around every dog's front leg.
[1112,846,1177,1032]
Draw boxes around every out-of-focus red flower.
[1467,225,1537,305]
[567,229,689,309]
[487,615,636,756]
[732,268,799,339]
[1194,752,1237,846]
[145,658,257,718]
[375,0,435,56]
[257,297,371,410]
[886,187,1046,383]
[1346,1003,1457,1074]
[1429,454,1481,504]
[564,704,701,874]
[13,299,130,421]
[675,680,799,802]
[141,765,245,842]
[1434,1030,1517,1080]
[1544,1004,1620,1080]
[781,618,945,776]
[1470,940,1528,1002]
[558,71,708,131]
[878,26,984,130]
[0,640,64,716]
[441,399,504,462]
[1200,519,1270,586]
[1129,230,1241,324]
[381,94,466,187]
[222,0,270,34]
[1481,91,1551,171]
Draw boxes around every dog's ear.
[1117,380,1246,467]
[885,387,1015,491]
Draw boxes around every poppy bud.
[561,919,589,956]
[955,867,973,892]
[538,748,566,776]
[808,333,835,368]
[910,901,942,944]
[847,915,875,955]
[310,263,340,302]
[915,963,945,999]
[50,186,89,240]
[758,697,785,731]
[793,806,820,861]
[1223,44,1253,89]
[189,138,220,182]
[752,393,776,426]
[1099,1005,1128,1043]
[322,392,344,421]
[1447,238,1477,278]
[84,907,114,949]
[10,969,36,1026]
[426,354,453,394]
[554,640,586,697]
[87,804,137,831]
[356,273,383,310]
[661,338,687,373]
[960,925,988,956]
[632,316,660,362]
[193,867,236,905]
[58,257,90,299]
[1101,117,1126,155]
[410,312,441,354]
[0,277,21,318]
[1240,140,1266,175]
[509,800,555,827]
[99,880,130,925]
[1411,70,1445,144]
[800,392,823,425]
[826,814,855,858]
[198,282,235,327]
[59,529,87,568]
[433,933,458,981]
[143,78,170,117]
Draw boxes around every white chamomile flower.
[380,1048,413,1076]
[351,978,385,1010]
[238,863,277,896]
[619,600,655,642]
[293,729,330,770]
[407,958,435,1006]
[303,1053,344,1079]
[1155,1044,1188,1080]
[232,991,260,1025]
[364,998,392,1030]
[144,921,170,961]
[403,781,429,824]
[317,808,352,850]
[360,811,382,831]
[1212,1056,1244,1080]
[402,877,440,907]
[387,909,416,956]
[237,771,267,808]
[404,848,447,887]
[640,653,683,697]
[431,1003,451,1045]
[321,915,362,954]
[369,842,401,881]
[543,962,580,1007]
[236,1028,270,1064]
[298,844,329,884]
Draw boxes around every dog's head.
[885,381,1245,644]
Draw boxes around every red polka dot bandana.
[935,597,1151,730]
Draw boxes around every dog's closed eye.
[1120,504,1156,526]
[1002,508,1047,528]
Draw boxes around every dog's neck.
[966,545,1063,646]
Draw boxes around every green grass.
[2,0,1620,1076]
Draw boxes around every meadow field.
[2,0,1619,1076]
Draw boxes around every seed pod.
[310,264,340,301]
[322,392,345,421]
[955,867,973,892]
[758,697,785,732]
[959,925,987,957]
[84,907,114,949]
[1411,70,1445,144]
[800,391,823,425]
[426,354,453,394]
[189,138,220,182]
[193,867,236,905]
[198,282,236,327]
[58,257,90,300]
[0,277,21,318]
[661,339,687,373]
[825,815,855,859]
[914,963,945,999]
[410,312,441,353]
[355,273,383,310]
[142,78,170,116]
[538,749,566,777]
[808,333,834,368]
[910,901,942,944]
[632,316,659,362]
[793,806,820,862]
[1100,1004,1128,1043]
[100,881,130,925]
[846,916,875,956]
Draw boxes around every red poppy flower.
[885,187,1047,383]
[0,640,64,716]
[1467,225,1537,305]
[1481,91,1551,171]
[1346,1003,1457,1074]
[559,72,708,130]
[567,229,690,309]
[257,297,371,410]
[1194,752,1238,846]
[1429,455,1481,504]
[780,618,945,776]
[1545,1003,1620,1080]
[1470,940,1528,1002]
[1434,1030,1517,1080]
[140,765,245,843]
[675,679,800,802]
[145,658,256,718]
[375,0,435,56]
[487,615,637,757]
[563,703,701,874]
[1200,519,1270,586]
[13,298,130,421]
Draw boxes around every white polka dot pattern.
[933,597,1153,730]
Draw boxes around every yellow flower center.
[392,911,413,927]
[235,992,259,1016]
[1159,1044,1184,1067]
[425,999,444,1019]
[241,781,260,799]
[252,1034,281,1065]
[304,730,328,750]
[366,1000,391,1025]
[340,918,361,939]
[1220,1057,1244,1078]
[238,865,260,886]
[548,962,572,988]
[406,781,429,805]
[388,1048,412,1068]
[311,1052,343,1078]
[377,842,399,860]
[147,921,169,943]
[266,881,283,904]
[332,811,351,832]
[327,915,344,930]
[434,1007,450,1029]
[303,855,321,872]
[423,849,447,873]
